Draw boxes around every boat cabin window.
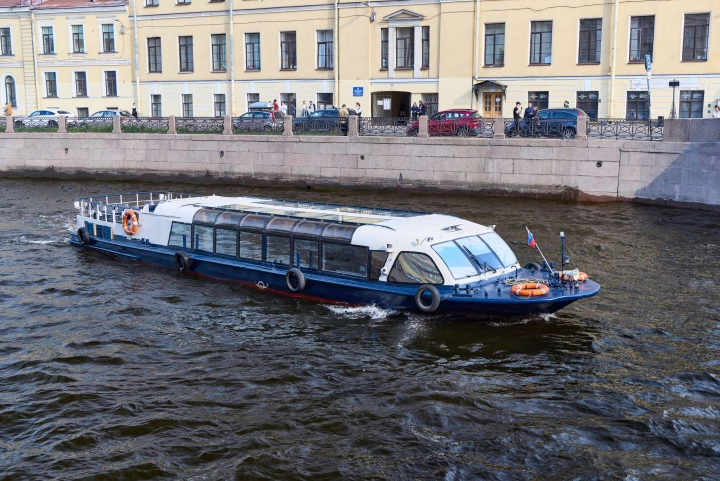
[240,214,272,230]
[168,222,191,248]
[322,243,368,277]
[388,252,444,285]
[322,224,357,243]
[480,232,517,267]
[455,236,502,270]
[215,228,237,257]
[193,225,214,253]
[294,239,319,269]
[239,231,263,261]
[369,251,389,280]
[432,241,478,279]
[294,220,327,237]
[215,211,247,227]
[193,209,221,225]
[266,235,291,266]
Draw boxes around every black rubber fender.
[174,251,192,273]
[286,268,306,292]
[524,262,542,271]
[415,284,441,313]
[77,227,91,245]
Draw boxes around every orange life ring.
[122,209,138,235]
[563,272,588,281]
[511,282,550,298]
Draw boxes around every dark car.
[406,109,484,137]
[505,108,589,139]
[293,108,357,132]
[233,110,284,132]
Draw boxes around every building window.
[317,30,333,69]
[102,24,115,52]
[683,14,709,61]
[484,23,505,66]
[421,26,430,68]
[0,28,11,56]
[182,94,193,117]
[528,91,549,110]
[530,21,552,65]
[578,19,601,64]
[380,28,388,68]
[177,0,191,3]
[74,72,87,97]
[5,76,16,107]
[280,31,296,69]
[105,71,117,97]
[629,16,654,62]
[317,93,333,110]
[77,107,89,118]
[211,34,226,71]
[148,37,162,72]
[576,91,599,120]
[42,27,54,54]
[151,95,162,117]
[626,91,649,120]
[214,94,226,117]
[45,72,57,98]
[245,33,260,70]
[246,93,259,108]
[422,93,438,116]
[396,27,414,68]
[72,25,84,53]
[178,36,193,72]
[679,90,704,118]
[146,0,159,5]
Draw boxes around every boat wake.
[323,304,397,320]
[16,235,69,245]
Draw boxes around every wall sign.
[352,87,363,97]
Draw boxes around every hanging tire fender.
[174,251,192,273]
[524,262,542,271]
[77,226,91,245]
[415,284,441,313]
[286,268,306,292]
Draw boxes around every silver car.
[14,109,75,129]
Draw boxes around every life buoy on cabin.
[286,268,306,292]
[174,251,192,273]
[77,226,91,245]
[415,284,441,313]
[122,209,138,235]
[511,282,550,298]
[563,272,589,281]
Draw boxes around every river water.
[0,178,719,480]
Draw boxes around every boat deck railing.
[75,191,199,222]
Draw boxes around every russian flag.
[527,230,537,249]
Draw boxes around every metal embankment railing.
[0,116,6,132]
[504,117,663,140]
[231,117,283,135]
[359,117,410,137]
[293,117,343,135]
[121,117,170,134]
[67,117,114,133]
[12,116,60,133]
[176,117,224,134]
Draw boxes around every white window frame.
[42,70,58,98]
[210,33,227,72]
[315,29,334,70]
[101,68,118,97]
[38,21,55,56]
[71,69,89,97]
[679,11,711,62]
[150,94,162,117]
[68,21,86,55]
[0,25,13,56]
[97,18,117,54]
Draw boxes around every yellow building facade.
[2,0,718,119]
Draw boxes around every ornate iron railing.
[122,117,169,134]
[503,118,579,139]
[475,118,495,138]
[176,117,224,134]
[67,117,114,133]
[232,117,283,135]
[0,117,6,132]
[293,117,343,135]
[359,117,410,136]
[588,118,663,140]
[13,116,60,133]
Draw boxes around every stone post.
[417,115,429,138]
[493,116,505,139]
[5,115,14,133]
[576,115,588,140]
[348,115,359,137]
[283,115,294,137]
[223,115,233,135]
[167,115,176,135]
[112,115,122,134]
[57,115,67,133]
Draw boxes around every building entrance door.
[483,93,503,118]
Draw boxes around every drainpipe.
[229,0,235,116]
[30,11,40,110]
[334,0,339,105]
[132,0,141,112]
[609,0,619,117]
[471,0,480,110]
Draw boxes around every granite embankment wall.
[0,133,717,208]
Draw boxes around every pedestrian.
[355,102,362,116]
[513,101,522,120]
[713,105,720,118]
[563,100,570,108]
[3,102,11,116]
[131,102,138,119]
[308,100,316,114]
[280,102,288,115]
[418,100,427,117]
[301,101,309,117]
[410,102,419,120]
[273,99,279,111]
[525,102,537,136]
[287,101,296,117]
[339,103,349,135]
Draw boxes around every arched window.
[5,76,16,108]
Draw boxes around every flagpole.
[526,227,554,274]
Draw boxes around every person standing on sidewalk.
[713,105,720,118]
[339,104,349,136]
[131,103,138,119]
[563,100,570,108]
[418,100,427,117]
[4,103,11,117]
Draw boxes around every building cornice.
[33,6,128,16]
[38,58,130,67]
[0,61,24,68]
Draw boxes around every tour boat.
[70,191,600,316]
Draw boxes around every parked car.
[90,109,133,119]
[233,110,284,132]
[14,109,75,128]
[293,108,357,132]
[505,108,589,139]
[68,109,133,128]
[406,109,483,136]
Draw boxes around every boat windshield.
[480,232,517,267]
[432,233,518,279]
[432,241,478,278]
[455,236,503,270]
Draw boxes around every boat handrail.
[74,191,200,222]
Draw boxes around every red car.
[407,109,483,136]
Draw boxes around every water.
[1,178,719,480]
